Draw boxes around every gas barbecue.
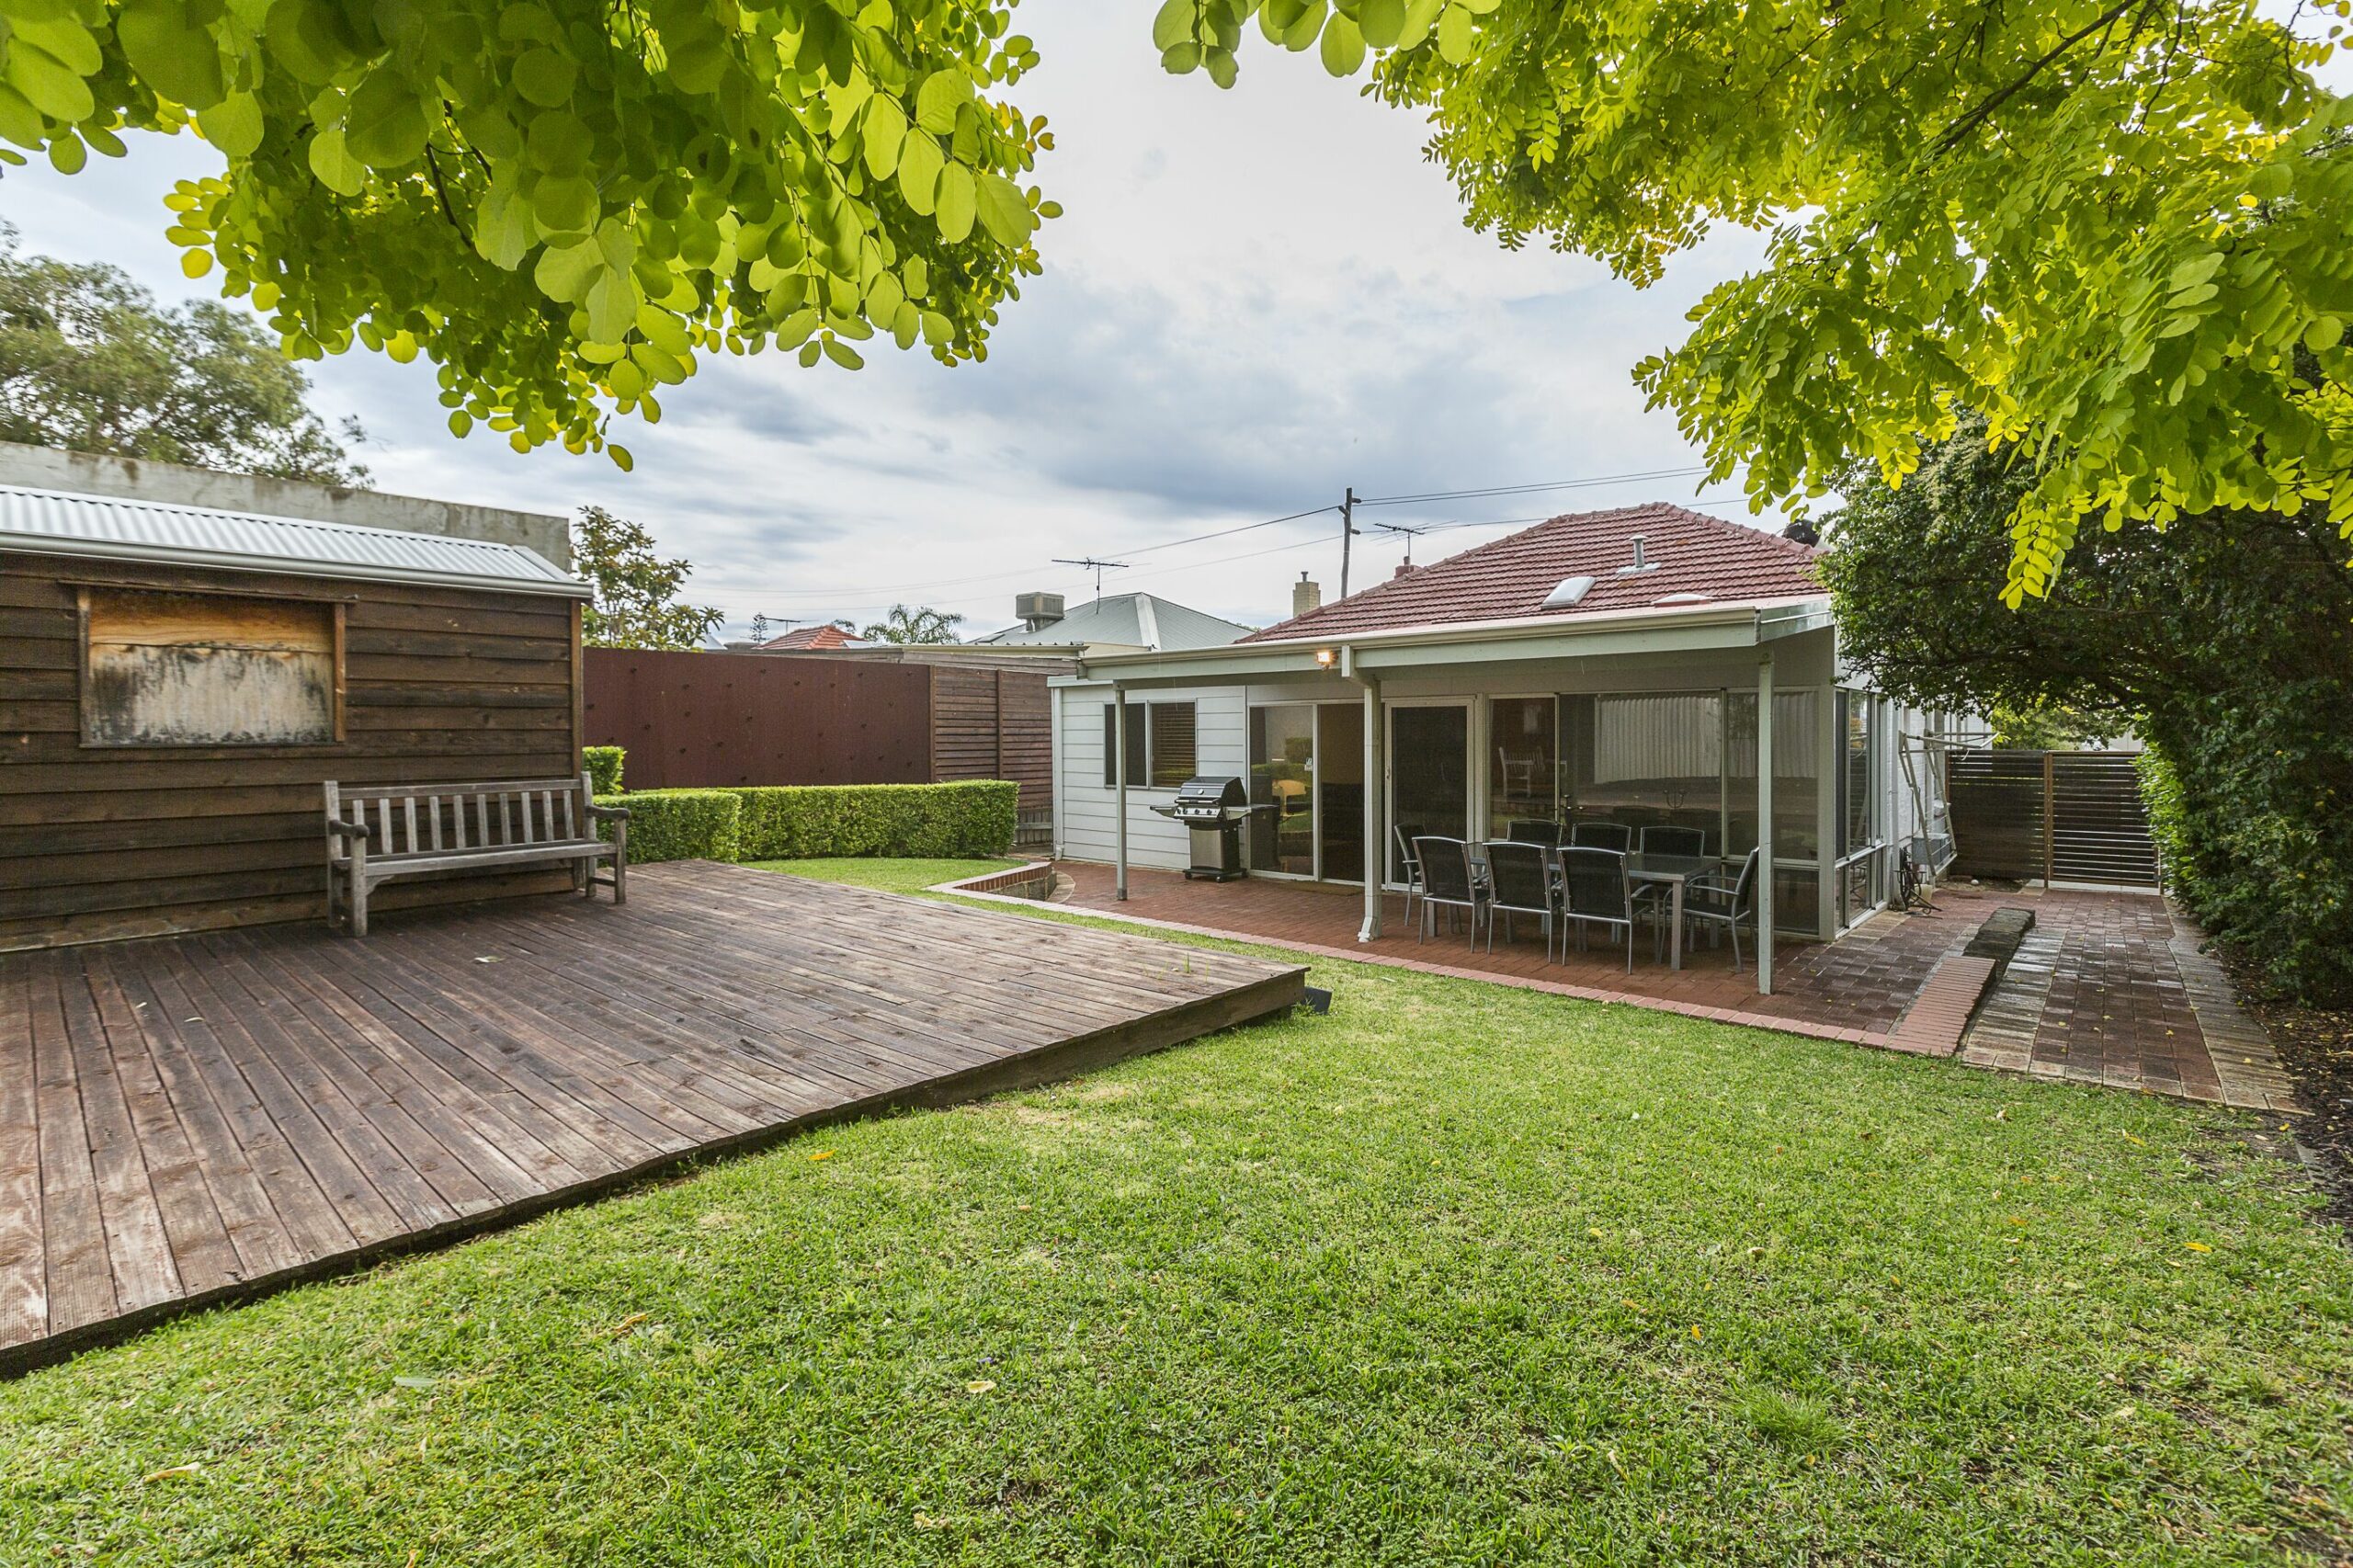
[1151,774,1262,881]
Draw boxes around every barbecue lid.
[1172,775,1248,808]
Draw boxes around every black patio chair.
[1639,824,1709,858]
[1507,819,1564,846]
[1558,845,1640,972]
[1683,848,1763,971]
[1482,839,1562,960]
[1391,822,1427,929]
[1414,835,1485,945]
[1570,820,1633,853]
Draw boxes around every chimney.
[1014,591,1065,632]
[1292,572,1323,617]
[1392,561,1417,579]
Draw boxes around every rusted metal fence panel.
[584,649,932,790]
[1948,748,2159,887]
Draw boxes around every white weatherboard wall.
[1055,682,1245,869]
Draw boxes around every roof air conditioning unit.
[1015,591,1065,631]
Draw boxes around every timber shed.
[0,481,592,950]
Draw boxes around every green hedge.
[733,781,1017,859]
[595,780,1016,866]
[595,790,741,864]
[583,745,625,796]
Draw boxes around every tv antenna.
[1375,520,1427,564]
[1053,557,1131,597]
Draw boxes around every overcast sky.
[3,1,1779,640]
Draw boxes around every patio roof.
[1075,594,1832,687]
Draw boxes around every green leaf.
[1319,12,1365,74]
[897,131,944,214]
[1436,2,1472,63]
[863,96,905,179]
[1152,0,1195,50]
[45,129,83,173]
[1282,0,1327,52]
[344,69,427,168]
[534,236,601,303]
[915,70,973,135]
[2305,316,2344,353]
[306,127,364,197]
[3,37,95,121]
[1160,41,1202,74]
[973,172,1032,246]
[530,175,599,238]
[197,92,265,158]
[0,84,44,149]
[1358,0,1407,48]
[935,162,977,243]
[584,266,637,344]
[821,335,865,369]
[114,0,225,110]
[7,14,100,76]
[513,48,577,109]
[472,173,535,268]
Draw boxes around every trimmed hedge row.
[583,745,625,796]
[597,789,742,864]
[595,779,1017,866]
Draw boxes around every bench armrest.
[326,821,375,843]
[585,804,631,822]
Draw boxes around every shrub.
[596,789,741,865]
[733,781,1017,860]
[583,745,625,796]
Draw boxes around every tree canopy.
[1821,420,2353,1000]
[0,0,1056,470]
[1157,0,2353,602]
[574,504,725,648]
[0,224,365,483]
[860,602,961,642]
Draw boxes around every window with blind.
[1101,700,1196,787]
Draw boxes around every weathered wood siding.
[0,552,582,950]
[929,665,1052,806]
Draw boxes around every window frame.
[1101,699,1197,790]
[75,583,349,751]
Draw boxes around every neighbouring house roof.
[1240,503,1821,644]
[0,481,589,597]
[977,592,1254,653]
[760,623,858,650]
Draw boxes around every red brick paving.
[944,863,2302,1113]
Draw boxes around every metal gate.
[1947,749,2161,887]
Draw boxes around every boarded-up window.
[82,589,341,746]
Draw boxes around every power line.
[1120,504,1337,556]
[1354,466,1711,509]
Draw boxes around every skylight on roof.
[1541,574,1597,608]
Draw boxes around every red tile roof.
[1243,503,1821,643]
[761,623,857,650]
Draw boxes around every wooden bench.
[324,774,629,937]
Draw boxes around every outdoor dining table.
[1616,850,1720,971]
[1470,844,1722,971]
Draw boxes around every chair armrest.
[325,821,374,843]
[585,804,631,822]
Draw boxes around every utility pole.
[1338,487,1358,599]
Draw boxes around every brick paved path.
[976,864,2300,1114]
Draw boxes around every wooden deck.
[1,862,1305,1371]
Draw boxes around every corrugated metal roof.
[978,592,1253,652]
[0,483,590,597]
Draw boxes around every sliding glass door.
[1317,703,1365,881]
[1247,705,1316,875]
[1388,702,1470,882]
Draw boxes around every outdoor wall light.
[1314,648,1336,667]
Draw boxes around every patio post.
[1113,682,1129,902]
[1756,650,1776,994]
[1357,663,1382,942]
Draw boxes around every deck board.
[1,861,1303,1370]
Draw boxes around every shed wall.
[0,551,583,950]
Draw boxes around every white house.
[1047,504,1959,994]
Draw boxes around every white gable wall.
[1054,681,1247,869]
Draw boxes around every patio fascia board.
[1074,595,1829,687]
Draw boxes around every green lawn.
[5,859,2349,1564]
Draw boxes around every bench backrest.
[324,775,596,860]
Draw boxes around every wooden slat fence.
[1948,748,2159,887]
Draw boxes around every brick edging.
[930,861,1055,896]
[935,873,1893,1052]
